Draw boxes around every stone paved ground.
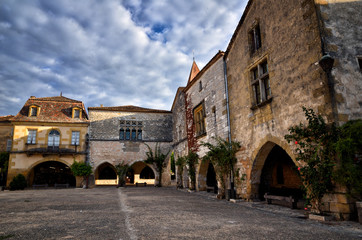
[0,187,361,240]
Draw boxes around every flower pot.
[356,202,362,224]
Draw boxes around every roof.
[184,51,225,92]
[0,115,14,122]
[12,96,89,123]
[187,60,200,83]
[224,0,253,59]
[171,87,186,112]
[88,105,172,114]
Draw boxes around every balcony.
[24,144,86,156]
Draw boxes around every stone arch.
[248,135,299,199]
[28,160,76,187]
[129,161,156,185]
[94,162,117,186]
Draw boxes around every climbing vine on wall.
[185,93,199,153]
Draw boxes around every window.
[119,128,125,140]
[29,106,39,117]
[137,130,142,140]
[251,60,271,105]
[120,120,143,141]
[249,24,262,54]
[194,103,206,137]
[131,129,137,140]
[72,107,82,119]
[71,131,80,145]
[125,128,130,140]
[48,130,60,147]
[199,81,202,91]
[27,130,37,144]
[6,139,12,152]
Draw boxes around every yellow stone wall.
[7,122,88,187]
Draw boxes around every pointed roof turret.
[187,60,200,83]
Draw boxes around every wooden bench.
[136,182,147,187]
[54,183,69,188]
[32,184,48,189]
[264,193,297,209]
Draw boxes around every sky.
[0,0,247,116]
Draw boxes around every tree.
[202,137,240,198]
[115,161,130,187]
[334,120,362,201]
[144,143,170,187]
[185,151,198,190]
[70,160,92,188]
[285,107,337,214]
[175,156,186,188]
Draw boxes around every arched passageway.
[95,162,117,185]
[128,162,155,185]
[258,145,303,201]
[31,161,75,187]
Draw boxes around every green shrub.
[9,174,27,190]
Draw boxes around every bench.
[206,186,218,193]
[264,193,297,209]
[54,183,69,188]
[136,182,147,187]
[32,184,48,189]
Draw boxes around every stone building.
[223,0,362,219]
[88,105,173,186]
[0,115,13,153]
[173,51,230,192]
[7,96,89,187]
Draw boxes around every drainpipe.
[223,57,235,200]
[313,2,339,124]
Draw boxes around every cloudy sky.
[0,0,247,116]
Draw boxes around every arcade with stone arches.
[27,160,76,187]
[94,161,156,186]
[249,141,303,204]
[197,159,217,193]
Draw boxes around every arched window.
[137,129,142,140]
[48,130,60,147]
[125,128,130,140]
[131,129,137,140]
[119,128,124,140]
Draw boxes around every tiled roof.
[0,115,14,122]
[12,96,89,123]
[88,105,172,113]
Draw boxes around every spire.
[187,60,200,83]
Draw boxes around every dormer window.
[28,105,40,117]
[72,107,82,119]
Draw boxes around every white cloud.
[0,0,247,116]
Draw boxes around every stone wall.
[316,0,362,122]
[225,0,326,198]
[0,123,13,152]
[88,109,173,186]
[184,53,229,191]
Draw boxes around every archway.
[95,162,117,185]
[31,161,75,187]
[252,144,303,202]
[206,163,217,192]
[129,161,156,185]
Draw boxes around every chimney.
[30,96,36,99]
[100,104,103,107]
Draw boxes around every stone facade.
[0,116,13,152]
[88,106,173,186]
[316,0,362,122]
[223,0,361,219]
